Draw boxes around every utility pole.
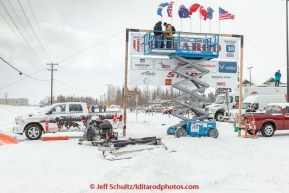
[247,67,253,87]
[106,84,112,106]
[4,93,7,105]
[286,0,289,102]
[47,63,58,105]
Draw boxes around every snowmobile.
[78,116,167,160]
[78,116,118,146]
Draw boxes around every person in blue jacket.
[275,70,281,87]
[91,105,95,112]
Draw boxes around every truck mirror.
[46,110,52,115]
[225,92,230,105]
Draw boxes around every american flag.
[219,7,235,20]
[167,1,174,17]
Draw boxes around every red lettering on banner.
[216,82,226,86]
[183,42,190,50]
[191,43,221,52]
[162,65,170,69]
[167,72,174,78]
[192,43,202,51]
[167,72,202,79]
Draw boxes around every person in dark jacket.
[246,104,256,112]
[275,70,281,87]
[153,21,163,48]
[91,105,95,112]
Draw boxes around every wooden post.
[123,28,149,137]
[123,28,129,137]
[238,35,244,137]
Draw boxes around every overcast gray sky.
[0,0,287,104]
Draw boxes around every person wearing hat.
[245,104,256,112]
[163,22,173,48]
[274,70,281,87]
[153,21,163,48]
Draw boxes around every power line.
[54,79,105,93]
[0,68,47,90]
[0,57,49,81]
[7,0,43,65]
[57,30,125,63]
[17,0,51,62]
[245,37,286,67]
[27,0,55,62]
[57,68,106,86]
[0,1,45,65]
[7,0,47,66]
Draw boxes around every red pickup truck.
[242,103,289,137]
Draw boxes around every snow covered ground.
[1,105,289,193]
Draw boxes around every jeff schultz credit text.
[90,183,199,191]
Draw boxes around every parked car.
[146,104,163,112]
[163,106,176,114]
[13,102,123,140]
[241,103,289,137]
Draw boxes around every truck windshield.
[241,103,251,109]
[215,96,225,104]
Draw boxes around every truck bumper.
[208,113,214,119]
[13,125,25,134]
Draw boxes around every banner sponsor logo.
[143,78,153,84]
[154,59,175,70]
[167,71,202,78]
[226,53,234,57]
[211,76,223,79]
[133,36,143,52]
[224,76,231,78]
[216,82,226,86]
[141,71,156,76]
[165,79,172,85]
[131,58,153,70]
[218,62,237,73]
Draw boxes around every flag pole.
[181,18,182,31]
[200,18,201,32]
[219,18,221,34]
[171,9,173,25]
[190,18,192,32]
[209,20,211,33]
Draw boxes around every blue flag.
[157,2,169,17]
[178,5,190,18]
[207,7,214,20]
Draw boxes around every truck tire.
[215,113,224,122]
[25,124,43,140]
[175,127,187,138]
[261,123,275,137]
[207,128,219,138]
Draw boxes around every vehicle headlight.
[211,109,215,112]
[17,119,25,125]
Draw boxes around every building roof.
[263,77,284,84]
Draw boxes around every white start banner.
[130,33,240,59]
[129,59,238,88]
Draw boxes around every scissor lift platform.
[143,31,219,59]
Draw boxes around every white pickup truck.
[13,102,123,140]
